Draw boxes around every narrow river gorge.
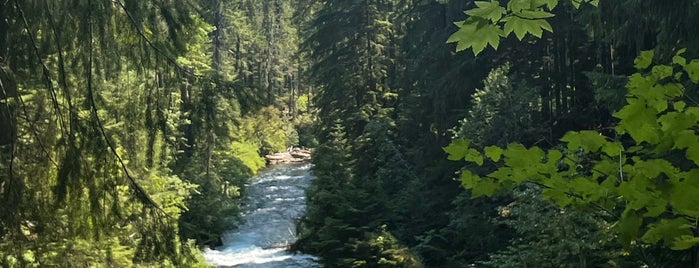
[204,163,320,267]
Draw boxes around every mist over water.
[204,163,321,267]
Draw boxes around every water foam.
[203,163,321,267]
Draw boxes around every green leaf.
[592,157,617,179]
[618,178,653,210]
[676,131,699,165]
[472,179,499,197]
[634,50,654,70]
[532,0,558,9]
[673,130,697,150]
[642,218,693,247]
[659,111,694,133]
[651,65,673,79]
[617,209,642,247]
[517,10,555,19]
[507,0,532,12]
[488,167,514,182]
[661,83,684,98]
[670,170,699,217]
[484,146,503,162]
[672,49,688,68]
[571,177,601,199]
[465,148,484,166]
[625,73,655,97]
[631,159,678,180]
[673,101,686,111]
[602,141,623,157]
[614,98,660,144]
[500,143,546,183]
[561,130,607,152]
[460,169,479,189]
[672,235,699,250]
[571,0,599,9]
[571,0,582,8]
[572,0,597,8]
[685,59,699,83]
[461,170,500,198]
[472,24,504,54]
[547,149,563,162]
[444,138,470,160]
[503,16,552,40]
[541,187,573,206]
[503,143,544,168]
[643,197,667,217]
[688,146,699,166]
[447,17,504,54]
[673,55,687,66]
[447,19,479,51]
[687,106,699,119]
[466,1,507,22]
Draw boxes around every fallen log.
[265,147,313,164]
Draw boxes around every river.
[203,163,321,267]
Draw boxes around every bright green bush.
[235,106,291,155]
[230,141,266,174]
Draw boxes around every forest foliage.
[447,49,699,250]
[293,0,699,267]
[0,0,311,266]
[4,0,699,267]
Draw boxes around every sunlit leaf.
[460,169,479,189]
[484,146,503,162]
[532,0,558,9]
[634,50,654,70]
[517,10,555,19]
[685,59,699,83]
[466,1,507,22]
[561,130,607,152]
[614,98,661,144]
[651,65,673,79]
[465,148,484,166]
[443,138,471,160]
[508,0,533,12]
[504,16,552,40]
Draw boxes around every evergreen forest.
[2,0,699,267]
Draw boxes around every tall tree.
[295,1,425,267]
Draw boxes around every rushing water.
[204,163,321,267]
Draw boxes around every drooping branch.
[13,0,68,137]
[85,3,163,212]
[112,0,195,77]
[43,0,75,122]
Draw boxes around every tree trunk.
[212,0,223,71]
[263,0,274,104]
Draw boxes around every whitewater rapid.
[204,163,320,267]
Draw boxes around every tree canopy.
[4,0,699,267]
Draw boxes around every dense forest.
[292,0,699,267]
[0,0,311,266]
[2,0,699,267]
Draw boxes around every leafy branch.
[447,0,598,55]
[446,50,699,250]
